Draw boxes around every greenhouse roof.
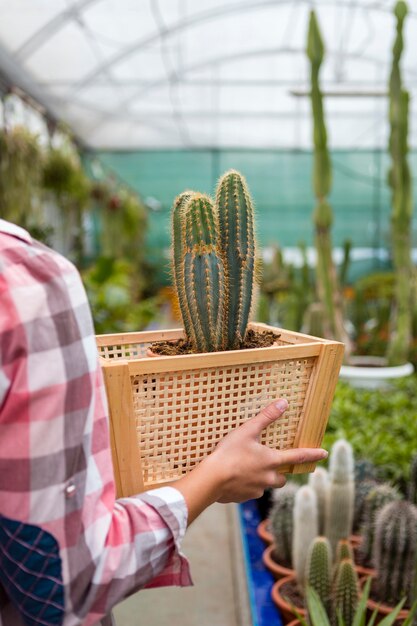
[0,0,417,150]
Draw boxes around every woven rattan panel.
[98,343,150,359]
[131,356,316,486]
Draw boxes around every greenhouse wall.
[96,149,417,281]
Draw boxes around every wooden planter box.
[97,322,344,497]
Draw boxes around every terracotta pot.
[350,534,362,547]
[263,544,294,580]
[257,519,274,545]
[359,576,410,623]
[271,574,306,623]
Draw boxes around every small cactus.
[359,483,402,566]
[324,440,354,556]
[268,483,298,567]
[308,467,329,535]
[305,536,332,617]
[373,500,417,608]
[293,485,319,588]
[334,539,354,580]
[334,558,359,626]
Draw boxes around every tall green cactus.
[373,500,417,607]
[171,171,256,353]
[334,559,359,626]
[324,440,354,556]
[359,483,402,566]
[216,170,256,349]
[408,454,417,505]
[307,11,351,356]
[268,483,298,566]
[386,1,413,366]
[306,537,332,617]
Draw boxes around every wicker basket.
[97,322,344,497]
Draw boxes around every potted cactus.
[98,170,343,497]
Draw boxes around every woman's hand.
[174,399,328,524]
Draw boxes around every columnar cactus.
[308,467,329,535]
[324,440,354,556]
[353,478,378,533]
[386,1,413,366]
[171,170,256,352]
[216,170,256,350]
[334,559,359,626]
[293,485,319,588]
[305,536,332,617]
[408,453,417,505]
[268,483,298,566]
[334,539,354,576]
[373,500,417,607]
[306,11,351,356]
[359,483,402,566]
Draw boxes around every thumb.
[246,399,289,437]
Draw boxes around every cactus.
[334,559,359,626]
[308,468,329,535]
[268,483,298,566]
[359,483,402,566]
[305,537,332,617]
[353,478,378,533]
[409,454,417,505]
[386,1,413,366]
[373,500,417,607]
[216,170,256,350]
[334,540,354,577]
[306,10,351,357]
[293,485,319,588]
[170,170,256,353]
[324,440,354,556]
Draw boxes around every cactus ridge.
[306,537,332,616]
[269,483,298,566]
[177,193,225,352]
[172,191,195,343]
[216,170,256,350]
[359,483,402,565]
[374,500,417,607]
[334,559,359,626]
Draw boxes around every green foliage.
[171,170,256,352]
[295,581,417,626]
[324,376,417,486]
[0,126,43,227]
[43,148,90,206]
[82,257,159,334]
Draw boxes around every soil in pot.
[271,575,306,623]
[149,328,279,355]
[263,544,294,580]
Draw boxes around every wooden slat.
[96,328,184,347]
[127,342,322,376]
[101,362,145,497]
[287,340,345,474]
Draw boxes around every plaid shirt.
[0,220,191,626]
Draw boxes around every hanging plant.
[0,126,42,227]
[42,147,90,208]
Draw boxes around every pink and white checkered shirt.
[0,219,192,626]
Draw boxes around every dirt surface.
[150,328,280,356]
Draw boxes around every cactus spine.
[373,500,417,607]
[309,468,329,535]
[171,171,256,352]
[324,440,354,556]
[216,170,256,349]
[306,536,332,617]
[306,11,351,357]
[386,1,413,366]
[268,483,298,566]
[293,485,319,589]
[359,483,402,566]
[334,559,359,626]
